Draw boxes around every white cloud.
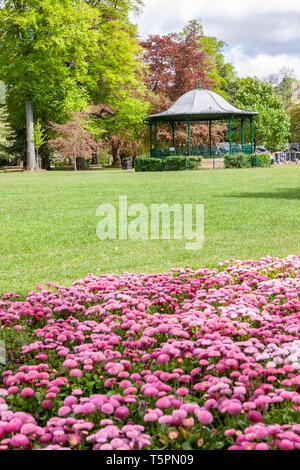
[133,0,300,79]
[224,46,300,80]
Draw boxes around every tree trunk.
[25,99,36,171]
[111,141,122,168]
[74,157,77,171]
[76,157,86,170]
[36,148,41,170]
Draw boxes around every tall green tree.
[0,0,101,170]
[0,105,16,160]
[288,104,300,142]
[0,0,148,169]
[181,19,238,101]
[234,77,290,151]
[89,2,149,166]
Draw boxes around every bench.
[89,164,103,170]
[3,166,24,173]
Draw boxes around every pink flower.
[255,443,269,450]
[21,387,35,399]
[279,439,294,450]
[114,406,130,418]
[4,419,22,433]
[101,403,114,414]
[20,423,37,434]
[176,387,189,397]
[10,434,29,447]
[157,354,170,364]
[144,387,159,397]
[62,359,78,369]
[42,400,53,409]
[183,417,194,427]
[69,369,82,377]
[69,434,81,446]
[64,396,77,407]
[156,397,171,409]
[58,406,71,417]
[144,413,158,422]
[246,410,263,423]
[196,410,213,425]
[227,401,242,415]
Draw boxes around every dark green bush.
[185,156,202,170]
[164,155,186,171]
[224,153,251,168]
[224,153,271,168]
[135,155,202,172]
[135,157,162,172]
[251,153,271,167]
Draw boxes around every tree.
[32,120,46,170]
[234,77,290,152]
[0,0,101,170]
[288,104,300,142]
[88,3,150,167]
[101,93,150,167]
[48,106,111,170]
[180,19,238,101]
[0,105,16,160]
[140,33,213,102]
[140,32,226,153]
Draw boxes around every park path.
[201,158,225,169]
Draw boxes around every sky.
[131,0,300,80]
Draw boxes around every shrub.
[186,155,202,170]
[135,155,202,172]
[224,153,251,168]
[135,157,162,172]
[164,155,186,171]
[224,153,271,168]
[251,153,271,167]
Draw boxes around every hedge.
[135,155,202,172]
[224,153,271,169]
[135,157,162,172]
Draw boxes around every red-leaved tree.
[141,32,213,101]
[140,33,226,151]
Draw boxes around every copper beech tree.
[140,32,226,152]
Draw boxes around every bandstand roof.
[146,88,258,123]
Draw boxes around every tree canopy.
[234,77,290,152]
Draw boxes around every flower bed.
[1,255,300,450]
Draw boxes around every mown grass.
[1,166,300,297]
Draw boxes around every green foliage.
[33,120,46,151]
[253,153,271,167]
[0,328,31,373]
[224,153,271,168]
[234,78,290,152]
[0,0,101,129]
[135,157,162,172]
[97,153,110,167]
[165,155,202,171]
[275,76,296,109]
[135,155,202,172]
[0,105,16,159]
[181,19,238,101]
[224,153,251,168]
[287,103,300,142]
[0,0,148,165]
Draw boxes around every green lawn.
[1,166,300,297]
